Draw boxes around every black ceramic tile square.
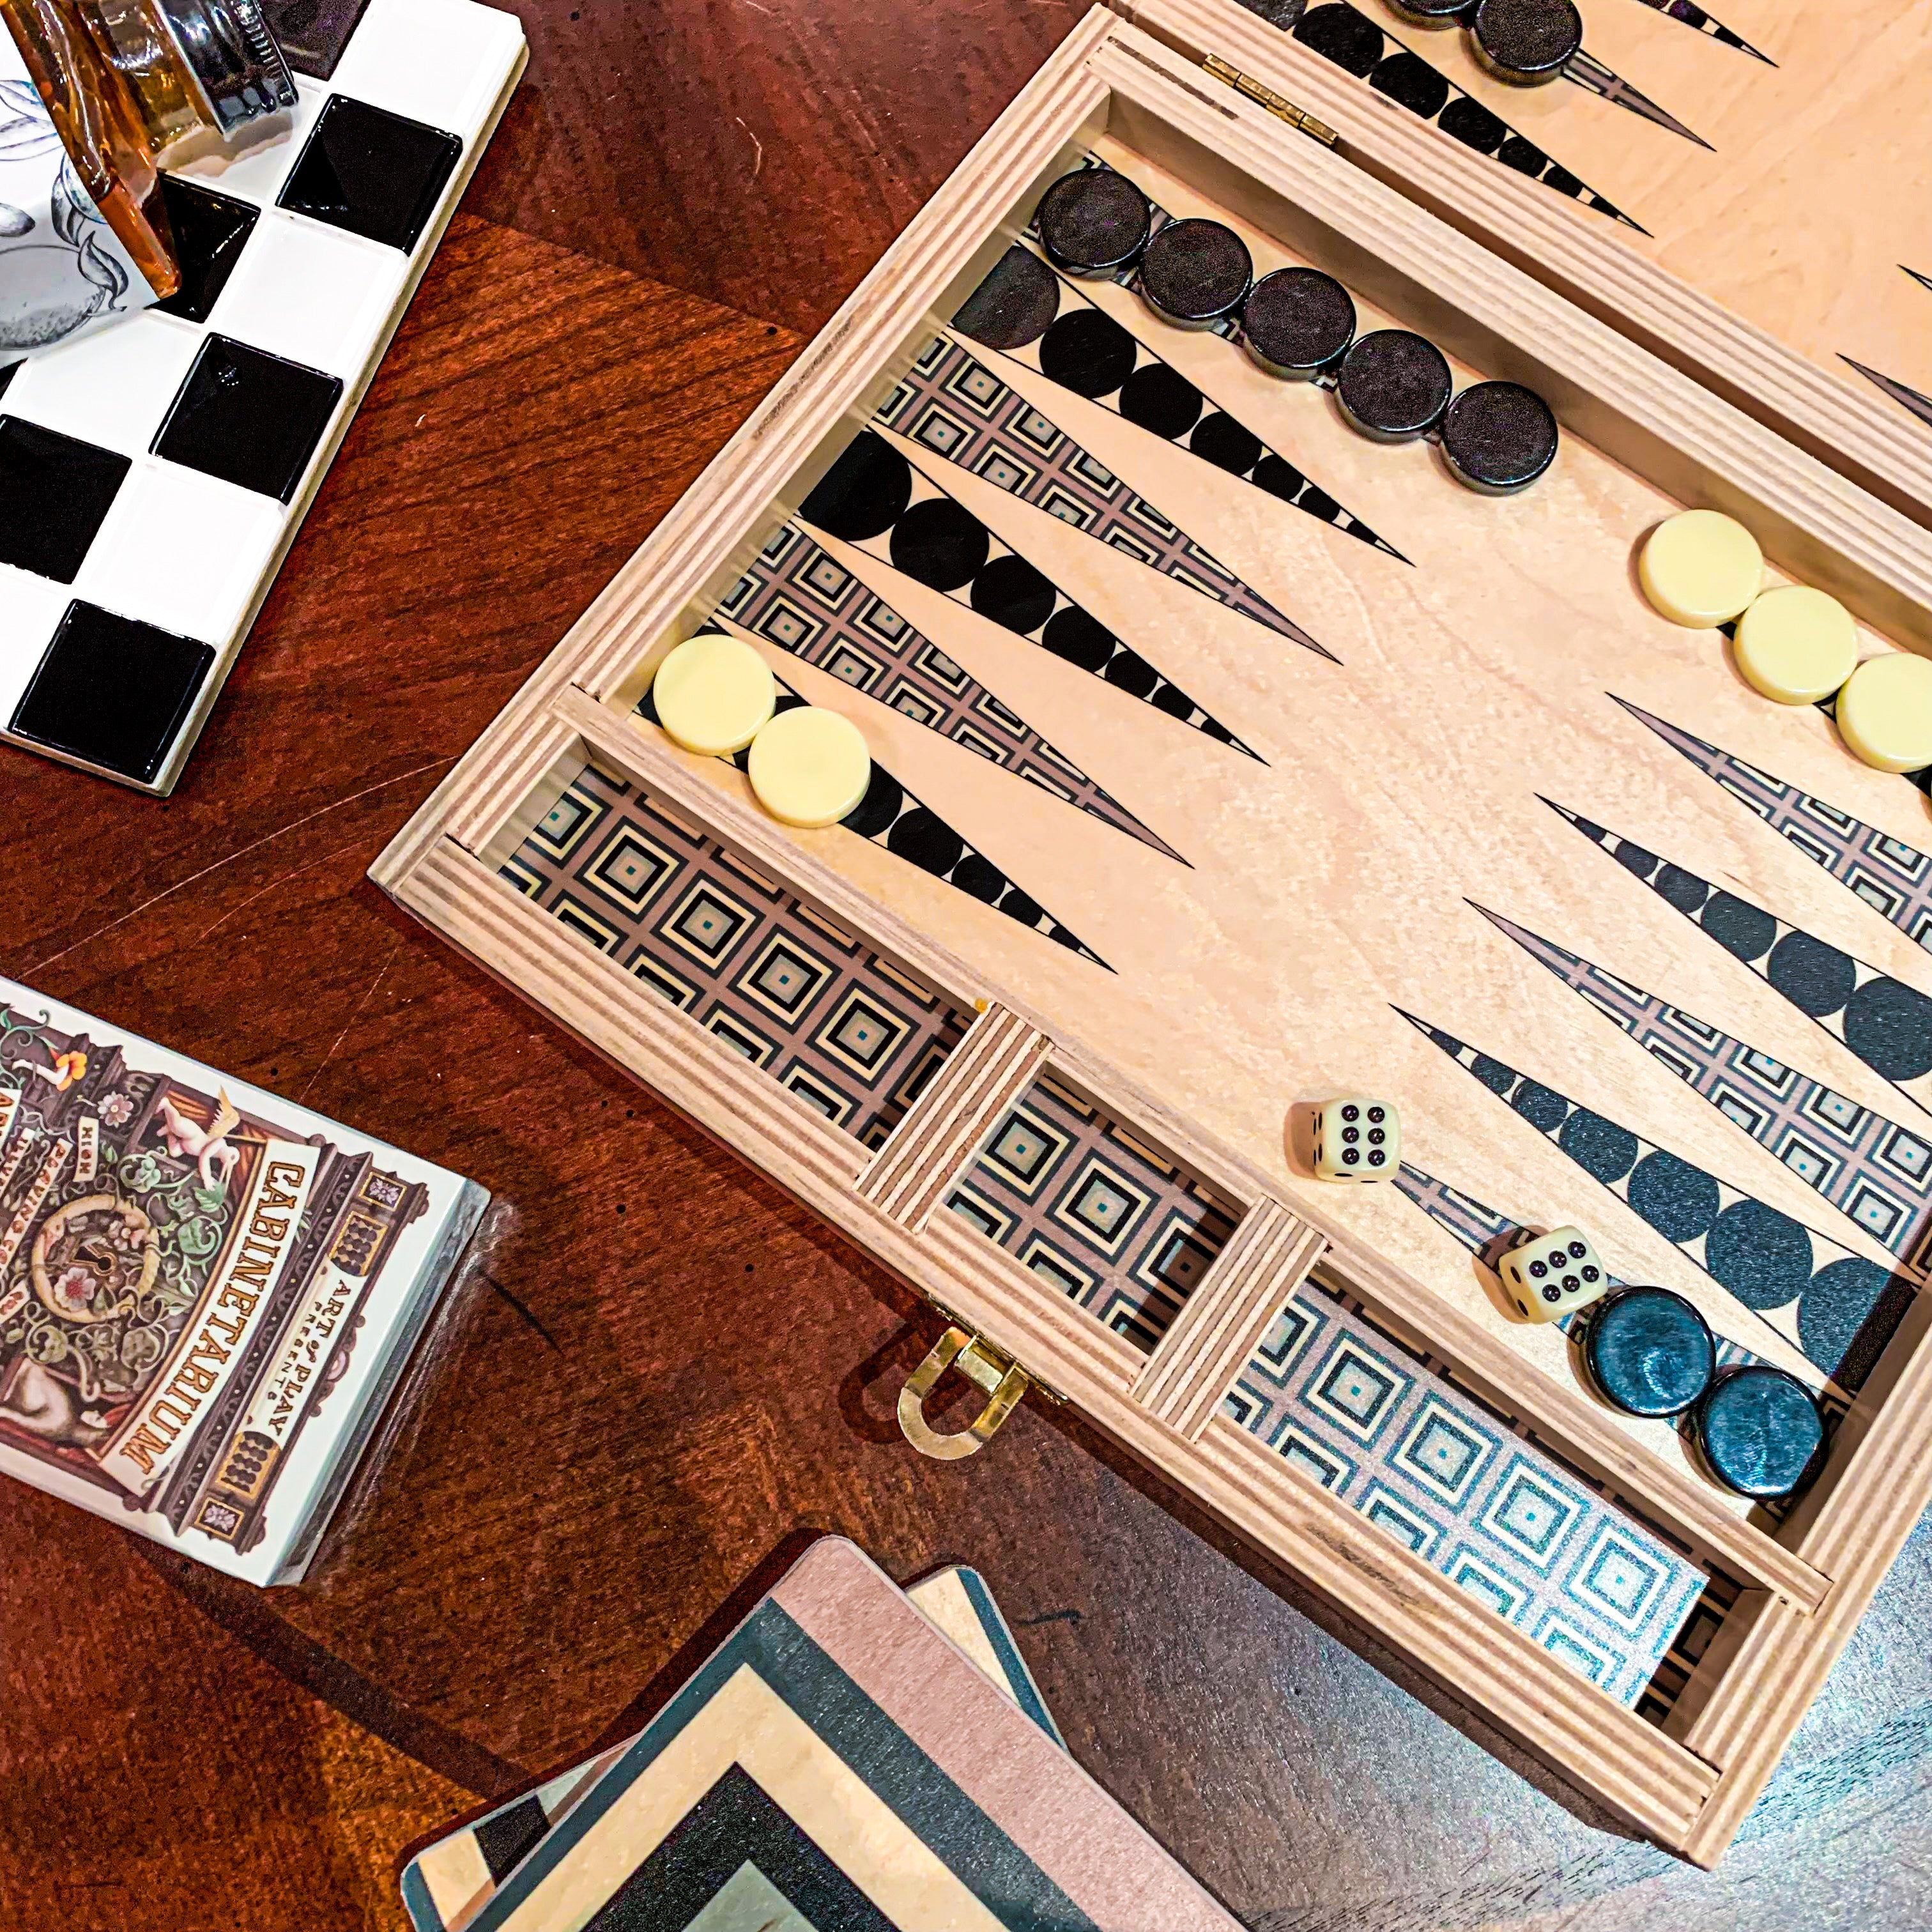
[279,96,462,252]
[0,418,131,583]
[154,178,259,324]
[261,0,375,80]
[10,602,215,783]
[152,335,342,502]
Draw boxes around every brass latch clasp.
[898,1327,1031,1460]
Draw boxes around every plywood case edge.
[374,4,1932,1864]
[1116,0,1932,545]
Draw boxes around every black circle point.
[800,432,912,542]
[952,246,1060,351]
[1037,309,1137,398]
[888,497,989,593]
[1119,364,1206,440]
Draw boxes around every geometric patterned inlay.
[500,760,970,1147]
[1481,905,1932,1281]
[1619,697,1932,948]
[1403,1010,1917,1397]
[944,1071,1238,1352]
[1225,1274,1708,1708]
[716,522,1182,861]
[875,334,1328,658]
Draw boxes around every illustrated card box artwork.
[0,0,527,795]
[441,1538,1236,1932]
[0,977,487,1583]
[401,1563,1064,1932]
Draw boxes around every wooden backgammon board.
[372,0,1932,1867]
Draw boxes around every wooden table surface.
[3,3,1930,1927]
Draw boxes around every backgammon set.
[371,0,1932,1871]
[0,976,487,1584]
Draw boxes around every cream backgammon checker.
[400,1563,1064,1932]
[0,0,526,795]
[0,977,487,1583]
[374,0,1932,1865]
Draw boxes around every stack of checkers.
[0,0,526,793]
[399,1539,1240,1932]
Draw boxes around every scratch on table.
[299,937,402,1102]
[734,116,763,178]
[185,836,371,956]
[26,757,456,975]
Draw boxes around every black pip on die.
[1500,1225,1609,1323]
[1312,1098,1399,1180]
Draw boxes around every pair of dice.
[1310,1098,1606,1327]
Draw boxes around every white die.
[1312,1096,1399,1181]
[1499,1225,1609,1323]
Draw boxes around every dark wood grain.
[3,6,1931,1929]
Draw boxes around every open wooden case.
[374,1,1932,1865]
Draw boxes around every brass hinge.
[1203,53,1340,146]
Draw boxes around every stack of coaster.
[0,0,526,793]
[401,1538,1238,1932]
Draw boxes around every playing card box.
[0,974,487,1583]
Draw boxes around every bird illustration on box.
[10,1046,87,1093]
[155,1089,242,1190]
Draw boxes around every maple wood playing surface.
[4,3,1932,1929]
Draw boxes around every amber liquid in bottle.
[0,0,180,296]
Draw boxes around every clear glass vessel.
[1,0,295,296]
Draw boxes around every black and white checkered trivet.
[0,0,525,792]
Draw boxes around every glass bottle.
[1,0,295,297]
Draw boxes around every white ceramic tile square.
[330,0,525,134]
[171,82,328,208]
[3,312,202,457]
[77,464,287,644]
[208,215,410,379]
[0,569,69,714]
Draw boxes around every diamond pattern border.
[1224,1275,1707,1707]
[501,760,970,1148]
[944,1071,1238,1352]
